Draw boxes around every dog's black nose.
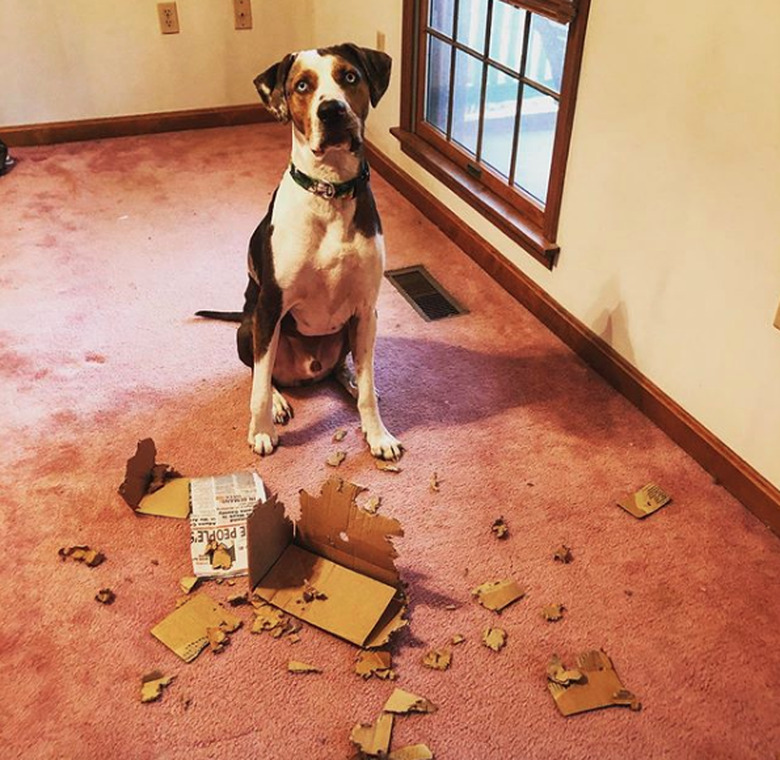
[318,99,348,123]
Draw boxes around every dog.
[196,43,402,461]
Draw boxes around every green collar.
[289,161,370,199]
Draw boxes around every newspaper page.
[189,471,266,578]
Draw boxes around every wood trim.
[1,104,274,147]
[391,126,558,268]
[365,139,780,536]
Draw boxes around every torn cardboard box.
[618,484,671,519]
[247,478,407,648]
[547,650,641,716]
[119,438,188,518]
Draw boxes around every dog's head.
[254,44,391,157]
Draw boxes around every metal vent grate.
[385,265,467,322]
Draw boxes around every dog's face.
[255,44,391,157]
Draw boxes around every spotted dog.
[197,44,402,460]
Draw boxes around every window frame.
[392,0,590,268]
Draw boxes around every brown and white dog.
[197,44,402,461]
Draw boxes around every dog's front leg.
[248,309,281,455]
[349,310,403,461]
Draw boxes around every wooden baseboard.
[366,140,780,536]
[1,104,273,147]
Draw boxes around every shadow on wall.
[586,278,636,366]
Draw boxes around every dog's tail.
[194,310,244,322]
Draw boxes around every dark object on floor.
[0,139,15,176]
[385,265,468,321]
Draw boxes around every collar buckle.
[315,179,336,199]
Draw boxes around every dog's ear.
[333,43,392,108]
[254,53,296,122]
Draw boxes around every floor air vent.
[385,265,467,322]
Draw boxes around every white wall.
[310,0,780,490]
[0,0,312,125]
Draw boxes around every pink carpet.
[1,123,778,759]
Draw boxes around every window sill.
[390,127,559,269]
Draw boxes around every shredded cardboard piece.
[482,627,507,652]
[150,593,242,662]
[422,648,451,671]
[444,604,457,611]
[355,650,395,680]
[302,583,328,603]
[206,626,229,654]
[383,688,437,715]
[388,745,433,760]
[362,495,382,515]
[179,576,200,595]
[119,438,186,515]
[429,471,440,492]
[491,517,509,539]
[388,746,433,760]
[251,602,287,633]
[618,483,671,519]
[249,479,408,648]
[140,671,174,703]
[326,450,348,468]
[228,592,249,606]
[333,428,348,442]
[376,461,402,473]
[472,579,525,612]
[350,713,394,757]
[58,545,105,567]
[542,603,565,622]
[205,540,234,570]
[288,660,321,674]
[547,650,641,716]
[451,633,465,645]
[95,588,116,605]
[553,545,573,564]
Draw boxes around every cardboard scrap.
[251,602,286,633]
[451,633,465,645]
[228,592,249,606]
[383,688,437,715]
[95,588,116,605]
[179,576,200,595]
[482,627,507,652]
[547,650,641,716]
[150,593,242,662]
[326,450,347,468]
[333,428,348,443]
[471,579,525,612]
[355,650,396,680]
[119,438,188,517]
[618,484,671,519]
[206,541,234,570]
[542,604,565,622]
[362,495,382,515]
[422,648,451,671]
[58,545,105,567]
[140,671,174,703]
[553,545,573,564]
[350,713,394,758]
[388,746,433,760]
[288,660,321,674]
[376,461,402,473]
[206,626,229,654]
[248,479,407,648]
[429,472,440,492]
[302,583,328,603]
[491,517,509,539]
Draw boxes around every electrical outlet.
[158,2,180,34]
[234,0,252,30]
[376,31,386,52]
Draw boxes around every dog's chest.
[271,188,383,336]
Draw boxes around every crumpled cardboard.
[58,545,105,567]
[618,484,671,519]
[247,478,407,648]
[150,593,242,662]
[547,650,641,716]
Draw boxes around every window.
[393,0,590,268]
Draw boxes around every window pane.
[526,14,567,93]
[429,0,455,37]
[425,36,452,134]
[451,50,483,154]
[481,66,518,179]
[456,0,488,54]
[489,1,526,72]
[514,85,558,203]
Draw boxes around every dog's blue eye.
[295,81,309,93]
[345,71,358,84]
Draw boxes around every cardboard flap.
[247,493,294,591]
[297,478,404,588]
[253,543,397,647]
[137,477,191,518]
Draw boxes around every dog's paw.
[367,430,404,461]
[249,430,279,456]
[272,388,293,425]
